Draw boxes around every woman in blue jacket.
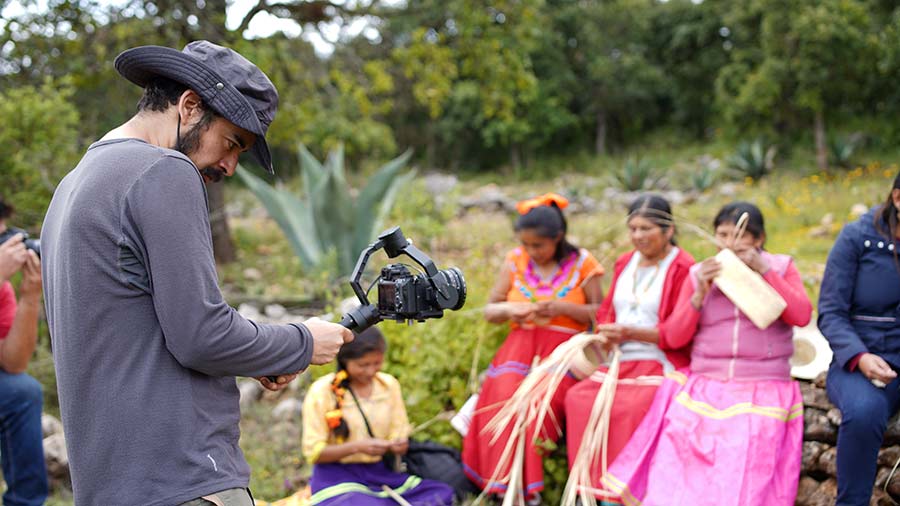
[820,171,900,505]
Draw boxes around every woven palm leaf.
[713,248,786,329]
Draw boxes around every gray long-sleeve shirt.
[41,138,313,505]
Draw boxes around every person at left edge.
[0,197,48,506]
[40,41,353,506]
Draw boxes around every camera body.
[0,227,40,257]
[377,264,465,322]
[339,227,466,332]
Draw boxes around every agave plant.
[611,157,661,192]
[828,132,864,170]
[237,144,415,276]
[728,139,776,180]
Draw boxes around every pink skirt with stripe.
[602,370,803,506]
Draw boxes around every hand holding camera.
[0,233,28,282]
[306,317,354,365]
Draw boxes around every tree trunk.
[595,108,607,156]
[426,120,436,169]
[510,143,522,173]
[208,183,236,264]
[814,109,828,172]
[204,0,236,265]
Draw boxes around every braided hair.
[325,326,387,441]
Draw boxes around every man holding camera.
[41,41,353,506]
[0,198,48,506]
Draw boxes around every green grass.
[37,140,900,504]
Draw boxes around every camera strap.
[346,386,376,438]
[347,385,401,471]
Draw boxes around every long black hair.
[713,201,766,247]
[337,326,387,373]
[0,196,12,221]
[627,193,677,245]
[329,326,387,440]
[875,171,900,268]
[514,204,579,262]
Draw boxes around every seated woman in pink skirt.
[601,201,812,506]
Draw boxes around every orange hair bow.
[516,192,569,215]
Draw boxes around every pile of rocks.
[798,373,900,505]
[42,414,69,490]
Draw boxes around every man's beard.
[175,117,224,183]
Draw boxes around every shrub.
[611,157,662,191]
[728,138,776,180]
[828,132,864,169]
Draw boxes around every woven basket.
[713,248,787,329]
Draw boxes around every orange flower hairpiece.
[516,192,569,215]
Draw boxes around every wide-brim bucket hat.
[114,40,279,174]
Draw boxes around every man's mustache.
[200,167,225,183]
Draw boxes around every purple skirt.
[310,461,455,505]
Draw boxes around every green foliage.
[728,139,777,180]
[828,132,865,169]
[716,0,878,142]
[0,78,81,227]
[611,157,661,191]
[236,145,415,277]
[689,160,719,193]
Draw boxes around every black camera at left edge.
[0,227,41,258]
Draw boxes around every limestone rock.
[272,398,303,421]
[42,413,63,438]
[796,476,821,505]
[817,446,837,476]
[804,408,837,444]
[806,478,837,506]
[237,303,261,320]
[878,445,900,467]
[803,441,828,471]
[826,408,842,427]
[264,304,287,319]
[239,380,265,410]
[43,432,69,481]
[851,203,869,219]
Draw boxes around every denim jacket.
[819,207,900,369]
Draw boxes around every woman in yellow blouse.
[302,327,455,505]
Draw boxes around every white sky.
[0,0,383,56]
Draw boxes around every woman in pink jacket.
[600,201,812,506]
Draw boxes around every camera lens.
[442,267,466,311]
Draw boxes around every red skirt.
[564,360,665,504]
[461,326,578,498]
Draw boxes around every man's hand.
[859,353,898,386]
[0,234,27,283]
[256,372,299,392]
[306,317,354,365]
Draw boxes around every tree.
[0,79,80,227]
[1,0,388,262]
[717,0,878,170]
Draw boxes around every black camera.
[0,227,40,258]
[341,227,466,331]
[267,227,466,380]
[377,264,466,322]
